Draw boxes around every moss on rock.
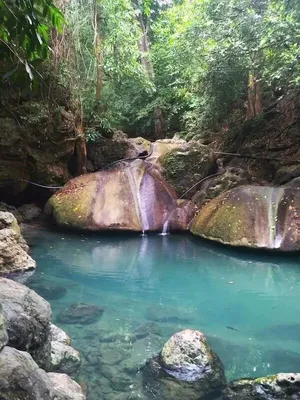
[160,142,216,197]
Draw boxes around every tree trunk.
[75,135,87,175]
[93,0,103,103]
[154,106,164,139]
[246,72,262,120]
[135,9,164,139]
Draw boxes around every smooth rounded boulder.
[190,185,300,251]
[46,160,195,232]
[143,329,226,400]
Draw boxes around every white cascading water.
[159,219,169,236]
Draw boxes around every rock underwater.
[143,329,226,400]
[190,185,300,251]
[45,159,196,232]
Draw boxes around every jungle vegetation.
[0,0,299,139]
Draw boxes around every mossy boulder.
[46,160,195,232]
[190,185,300,251]
[224,373,300,400]
[143,329,226,400]
[160,141,216,197]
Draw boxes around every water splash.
[159,220,169,236]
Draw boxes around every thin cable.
[20,180,63,189]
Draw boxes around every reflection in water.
[25,228,300,400]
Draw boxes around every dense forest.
[1,0,299,140]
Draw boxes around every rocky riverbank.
[0,212,86,400]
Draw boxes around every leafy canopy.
[0,0,64,79]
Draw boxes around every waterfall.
[159,220,169,236]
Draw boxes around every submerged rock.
[190,185,300,251]
[0,277,51,369]
[143,329,226,400]
[0,346,85,400]
[0,211,35,275]
[46,159,194,232]
[224,373,300,400]
[57,303,104,325]
[30,281,67,300]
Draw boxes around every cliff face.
[0,99,78,204]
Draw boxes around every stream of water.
[25,228,300,400]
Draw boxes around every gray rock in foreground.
[224,373,300,400]
[143,329,226,400]
[48,373,86,400]
[50,341,81,377]
[0,277,51,369]
[0,346,85,400]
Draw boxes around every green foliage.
[151,0,300,135]
[0,0,64,80]
[3,0,299,138]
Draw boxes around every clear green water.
[25,228,300,400]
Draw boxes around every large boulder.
[0,211,36,275]
[160,141,216,197]
[143,329,226,400]
[190,185,300,251]
[46,160,194,232]
[224,373,300,400]
[0,346,85,400]
[57,303,104,325]
[0,278,51,369]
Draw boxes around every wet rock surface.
[46,159,194,232]
[0,277,52,369]
[0,211,36,275]
[223,373,300,400]
[190,185,300,251]
[143,329,226,400]
[57,303,104,325]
